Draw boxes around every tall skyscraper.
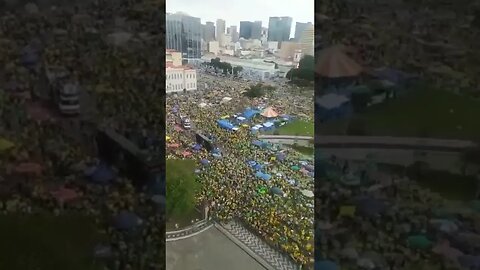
[251,21,262,39]
[267,16,292,42]
[239,21,253,39]
[300,23,314,56]
[166,12,202,60]
[228,25,239,42]
[216,19,225,40]
[203,21,215,42]
[294,22,312,41]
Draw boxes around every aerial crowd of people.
[1,1,164,269]
[166,72,315,266]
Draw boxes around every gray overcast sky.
[166,0,314,38]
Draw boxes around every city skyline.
[166,0,313,39]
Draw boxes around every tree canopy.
[244,83,266,98]
[287,55,314,82]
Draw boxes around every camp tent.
[243,108,259,119]
[316,46,363,78]
[316,93,351,122]
[261,107,278,118]
[217,119,234,130]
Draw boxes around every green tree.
[244,83,265,98]
[298,55,315,71]
[166,159,199,220]
[233,66,243,76]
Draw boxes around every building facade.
[267,16,292,42]
[166,12,202,61]
[203,21,215,42]
[239,21,253,39]
[251,21,262,39]
[230,25,239,42]
[166,66,197,93]
[216,19,225,41]
[294,22,311,41]
[299,23,314,56]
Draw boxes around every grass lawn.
[321,87,480,139]
[274,120,314,137]
[0,214,101,270]
[290,144,314,156]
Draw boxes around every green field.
[290,144,314,156]
[0,214,101,270]
[275,120,314,137]
[322,87,480,139]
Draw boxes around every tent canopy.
[261,107,278,118]
[316,46,363,78]
[243,108,259,119]
[217,119,235,130]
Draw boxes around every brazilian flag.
[257,185,268,194]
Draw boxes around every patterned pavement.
[220,220,300,270]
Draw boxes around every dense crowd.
[1,1,164,269]
[315,156,480,270]
[166,73,315,266]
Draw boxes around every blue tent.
[247,160,257,167]
[270,187,284,196]
[276,152,286,161]
[243,108,259,119]
[113,211,140,230]
[315,260,339,270]
[217,119,234,130]
[192,144,202,151]
[201,159,210,165]
[262,173,272,181]
[252,140,264,147]
[253,164,263,171]
[316,94,352,122]
[90,166,115,184]
[255,171,264,178]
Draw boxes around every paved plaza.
[166,226,267,270]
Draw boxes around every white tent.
[301,189,314,198]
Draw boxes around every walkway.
[166,219,300,270]
[219,220,300,270]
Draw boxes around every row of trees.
[208,58,243,76]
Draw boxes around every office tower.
[300,23,314,56]
[267,16,292,42]
[203,21,215,42]
[294,22,312,41]
[229,25,239,42]
[239,21,253,39]
[251,21,262,39]
[166,12,202,60]
[216,19,225,40]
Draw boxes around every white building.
[166,65,197,93]
[201,55,278,81]
[208,41,219,55]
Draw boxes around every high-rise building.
[300,23,314,56]
[294,22,312,41]
[267,16,292,42]
[166,12,202,60]
[216,19,225,40]
[239,21,253,39]
[203,21,215,42]
[251,21,262,39]
[229,25,239,42]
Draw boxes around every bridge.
[258,135,478,173]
